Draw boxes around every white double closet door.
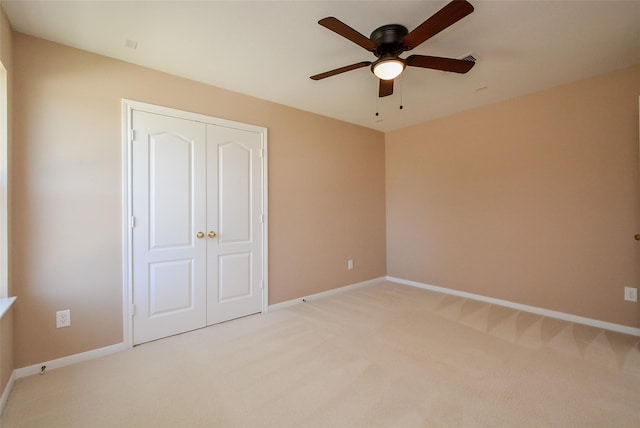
[131,109,265,345]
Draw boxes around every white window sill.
[0,296,16,320]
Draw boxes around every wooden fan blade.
[406,55,475,73]
[310,61,372,80]
[379,79,394,97]
[402,0,474,50]
[319,17,378,52]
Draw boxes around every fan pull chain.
[399,76,404,110]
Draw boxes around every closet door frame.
[121,99,268,348]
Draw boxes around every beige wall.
[0,5,14,398]
[9,27,640,370]
[12,33,387,367]
[386,65,640,328]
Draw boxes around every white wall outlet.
[347,259,354,270]
[624,287,637,303]
[56,309,71,328]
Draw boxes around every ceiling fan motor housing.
[370,24,409,57]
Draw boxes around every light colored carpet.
[2,281,639,427]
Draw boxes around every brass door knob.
[196,232,205,239]
[635,234,640,241]
[208,231,217,238]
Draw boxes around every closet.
[126,103,267,345]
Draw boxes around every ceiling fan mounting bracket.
[370,24,409,57]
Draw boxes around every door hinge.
[260,148,264,158]
[130,129,136,142]
[130,304,136,317]
[130,216,136,228]
[260,280,264,290]
[260,214,264,223]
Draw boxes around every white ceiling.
[2,0,639,132]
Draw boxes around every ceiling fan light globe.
[373,59,405,80]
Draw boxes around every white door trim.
[121,99,268,348]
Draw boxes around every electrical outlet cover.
[624,287,637,303]
[56,309,71,328]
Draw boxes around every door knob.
[196,232,205,239]
[208,231,217,238]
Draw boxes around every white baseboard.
[0,342,132,416]
[387,276,640,337]
[0,369,15,417]
[268,276,386,312]
[14,342,128,380]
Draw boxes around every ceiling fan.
[310,0,476,97]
